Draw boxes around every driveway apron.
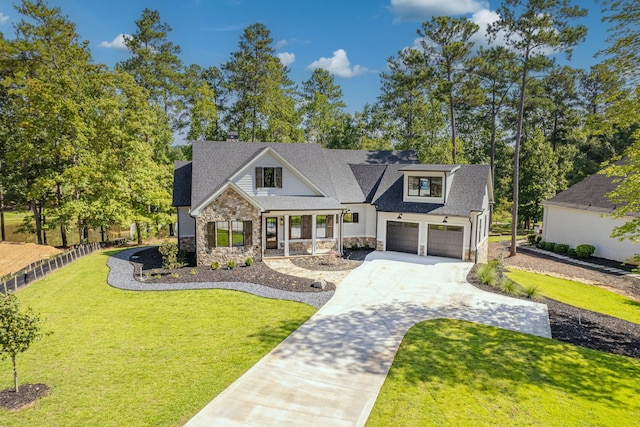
[185,252,551,426]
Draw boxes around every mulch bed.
[0,384,50,410]
[130,247,336,292]
[468,262,640,360]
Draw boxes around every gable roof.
[544,167,638,217]
[174,141,490,217]
[372,164,491,216]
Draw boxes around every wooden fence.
[1,242,103,294]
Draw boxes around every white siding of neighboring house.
[177,206,195,237]
[232,151,320,197]
[543,205,639,263]
[343,204,377,238]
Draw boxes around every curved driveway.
[186,252,551,426]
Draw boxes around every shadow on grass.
[390,319,640,410]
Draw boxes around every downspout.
[468,216,473,262]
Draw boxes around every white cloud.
[390,0,489,21]
[99,34,131,51]
[307,49,369,78]
[470,8,502,48]
[277,52,295,66]
[0,13,9,24]
[275,39,288,49]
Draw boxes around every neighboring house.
[172,141,493,266]
[542,169,639,263]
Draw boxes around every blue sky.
[0,0,609,113]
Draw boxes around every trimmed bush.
[351,243,359,250]
[527,234,537,245]
[245,257,253,267]
[567,247,577,256]
[210,261,220,270]
[553,243,569,254]
[476,263,498,286]
[543,242,556,251]
[576,244,596,259]
[226,259,236,270]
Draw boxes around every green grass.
[488,234,527,243]
[0,249,314,426]
[506,269,640,325]
[368,319,640,426]
[2,210,28,226]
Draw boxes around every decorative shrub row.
[475,262,542,301]
[210,257,253,270]
[537,241,595,258]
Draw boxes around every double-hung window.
[255,167,283,188]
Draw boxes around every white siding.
[343,204,376,238]
[232,152,320,196]
[178,207,195,237]
[543,205,639,263]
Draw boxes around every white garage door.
[428,224,464,259]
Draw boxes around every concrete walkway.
[185,252,551,426]
[263,258,352,285]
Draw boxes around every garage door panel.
[428,224,463,259]
[386,221,418,254]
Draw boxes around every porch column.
[261,216,265,259]
[284,214,289,257]
[311,214,317,255]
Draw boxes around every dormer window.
[256,167,282,188]
[408,176,442,197]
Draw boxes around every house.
[172,141,493,266]
[542,169,639,263]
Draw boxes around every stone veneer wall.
[195,187,262,266]
[376,240,384,251]
[179,237,196,253]
[343,237,376,250]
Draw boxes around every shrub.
[158,240,186,270]
[364,242,370,250]
[523,285,542,301]
[351,243,359,250]
[553,243,569,254]
[543,242,556,251]
[527,234,537,245]
[189,268,197,275]
[536,235,542,243]
[576,244,596,259]
[567,247,577,256]
[245,257,253,267]
[210,261,220,270]
[226,259,236,270]
[476,264,498,286]
[499,278,521,296]
[170,272,180,279]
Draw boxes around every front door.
[266,217,278,249]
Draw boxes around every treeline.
[1,0,639,248]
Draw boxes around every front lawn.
[0,249,314,426]
[368,319,640,426]
[506,269,640,325]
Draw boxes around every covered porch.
[261,210,343,258]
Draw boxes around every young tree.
[0,293,46,393]
[417,16,479,163]
[488,0,587,256]
[223,23,301,142]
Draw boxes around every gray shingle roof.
[172,161,192,206]
[373,164,491,216]
[544,168,638,217]
[174,141,489,217]
[252,196,344,211]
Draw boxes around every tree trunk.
[42,212,47,246]
[12,355,18,393]
[449,90,457,163]
[489,101,497,232]
[135,221,143,245]
[60,224,68,248]
[511,60,529,257]
[31,200,43,245]
[100,225,105,242]
[0,186,5,241]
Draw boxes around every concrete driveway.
[185,252,551,426]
